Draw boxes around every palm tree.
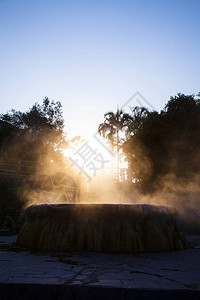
[126,106,150,137]
[98,109,132,181]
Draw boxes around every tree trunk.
[117,127,119,182]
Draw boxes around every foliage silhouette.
[123,93,200,191]
[0,98,68,231]
[98,109,133,179]
[0,97,67,166]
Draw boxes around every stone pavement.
[0,235,200,299]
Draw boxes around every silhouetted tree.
[123,93,200,191]
[0,97,67,166]
[98,109,133,179]
[0,97,68,231]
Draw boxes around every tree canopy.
[0,97,68,231]
[123,93,200,191]
[0,97,67,167]
[98,109,133,180]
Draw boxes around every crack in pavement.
[129,270,197,289]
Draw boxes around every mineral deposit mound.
[16,204,187,253]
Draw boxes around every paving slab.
[0,235,200,299]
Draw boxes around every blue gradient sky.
[1,0,200,139]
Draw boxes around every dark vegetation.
[99,93,200,192]
[0,97,66,165]
[125,93,200,190]
[0,98,67,232]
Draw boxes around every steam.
[9,136,200,220]
[1,122,199,235]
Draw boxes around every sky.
[1,0,200,141]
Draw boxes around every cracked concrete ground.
[0,235,200,299]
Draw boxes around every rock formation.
[16,204,187,253]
